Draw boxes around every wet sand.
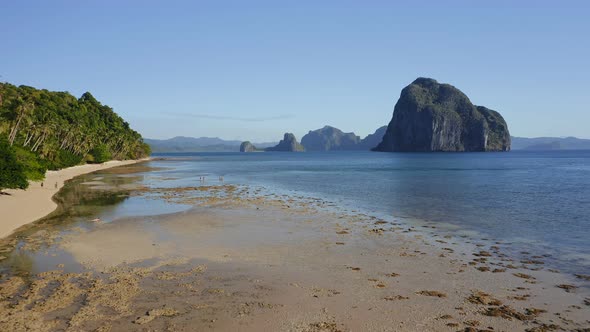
[0,182,589,331]
[0,159,150,238]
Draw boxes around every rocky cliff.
[265,133,305,152]
[358,126,388,150]
[239,141,258,152]
[374,78,510,152]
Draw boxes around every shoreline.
[0,158,150,239]
[0,181,588,331]
[0,164,589,331]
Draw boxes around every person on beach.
[41,182,44,188]
[55,182,58,189]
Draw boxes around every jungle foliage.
[0,82,150,190]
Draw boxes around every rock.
[301,126,361,151]
[373,78,510,152]
[265,133,305,152]
[358,126,388,150]
[239,141,258,152]
[300,125,388,151]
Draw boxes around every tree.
[0,135,28,191]
[90,144,112,163]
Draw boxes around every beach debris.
[476,266,490,272]
[482,305,529,320]
[446,322,459,327]
[464,319,480,326]
[556,284,577,293]
[304,321,343,332]
[513,273,535,280]
[347,266,361,271]
[474,251,492,257]
[383,295,409,301]
[335,230,349,235]
[467,291,502,306]
[368,278,386,288]
[584,298,590,306]
[437,314,453,320]
[524,323,561,332]
[525,307,546,316]
[574,274,590,281]
[482,305,545,321]
[386,272,400,277]
[369,228,385,234]
[133,307,179,325]
[416,290,447,298]
[508,294,531,301]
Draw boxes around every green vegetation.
[0,82,150,190]
[0,135,29,190]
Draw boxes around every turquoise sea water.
[151,150,590,275]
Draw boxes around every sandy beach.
[0,171,588,331]
[0,159,149,239]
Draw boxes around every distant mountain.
[146,136,276,152]
[264,133,305,152]
[300,125,388,151]
[301,126,361,151]
[511,136,590,150]
[359,126,388,150]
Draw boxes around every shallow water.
[150,150,590,275]
[2,151,589,277]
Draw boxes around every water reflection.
[0,162,190,277]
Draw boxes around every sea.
[149,150,590,275]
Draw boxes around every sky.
[1,1,589,141]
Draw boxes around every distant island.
[0,83,150,191]
[241,133,305,152]
[146,136,277,153]
[374,78,511,152]
[511,136,590,150]
[300,125,387,151]
[144,77,590,154]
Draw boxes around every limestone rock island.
[374,78,510,152]
[239,141,258,152]
[265,133,305,152]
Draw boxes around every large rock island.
[241,133,305,152]
[374,78,510,152]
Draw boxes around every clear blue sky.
[1,1,589,141]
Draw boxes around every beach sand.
[0,176,589,331]
[0,159,149,239]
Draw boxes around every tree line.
[0,82,150,190]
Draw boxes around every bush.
[46,150,84,170]
[0,136,29,190]
[14,146,47,181]
[90,144,112,163]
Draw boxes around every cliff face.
[374,78,510,152]
[301,126,361,151]
[265,133,305,152]
[359,126,388,150]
